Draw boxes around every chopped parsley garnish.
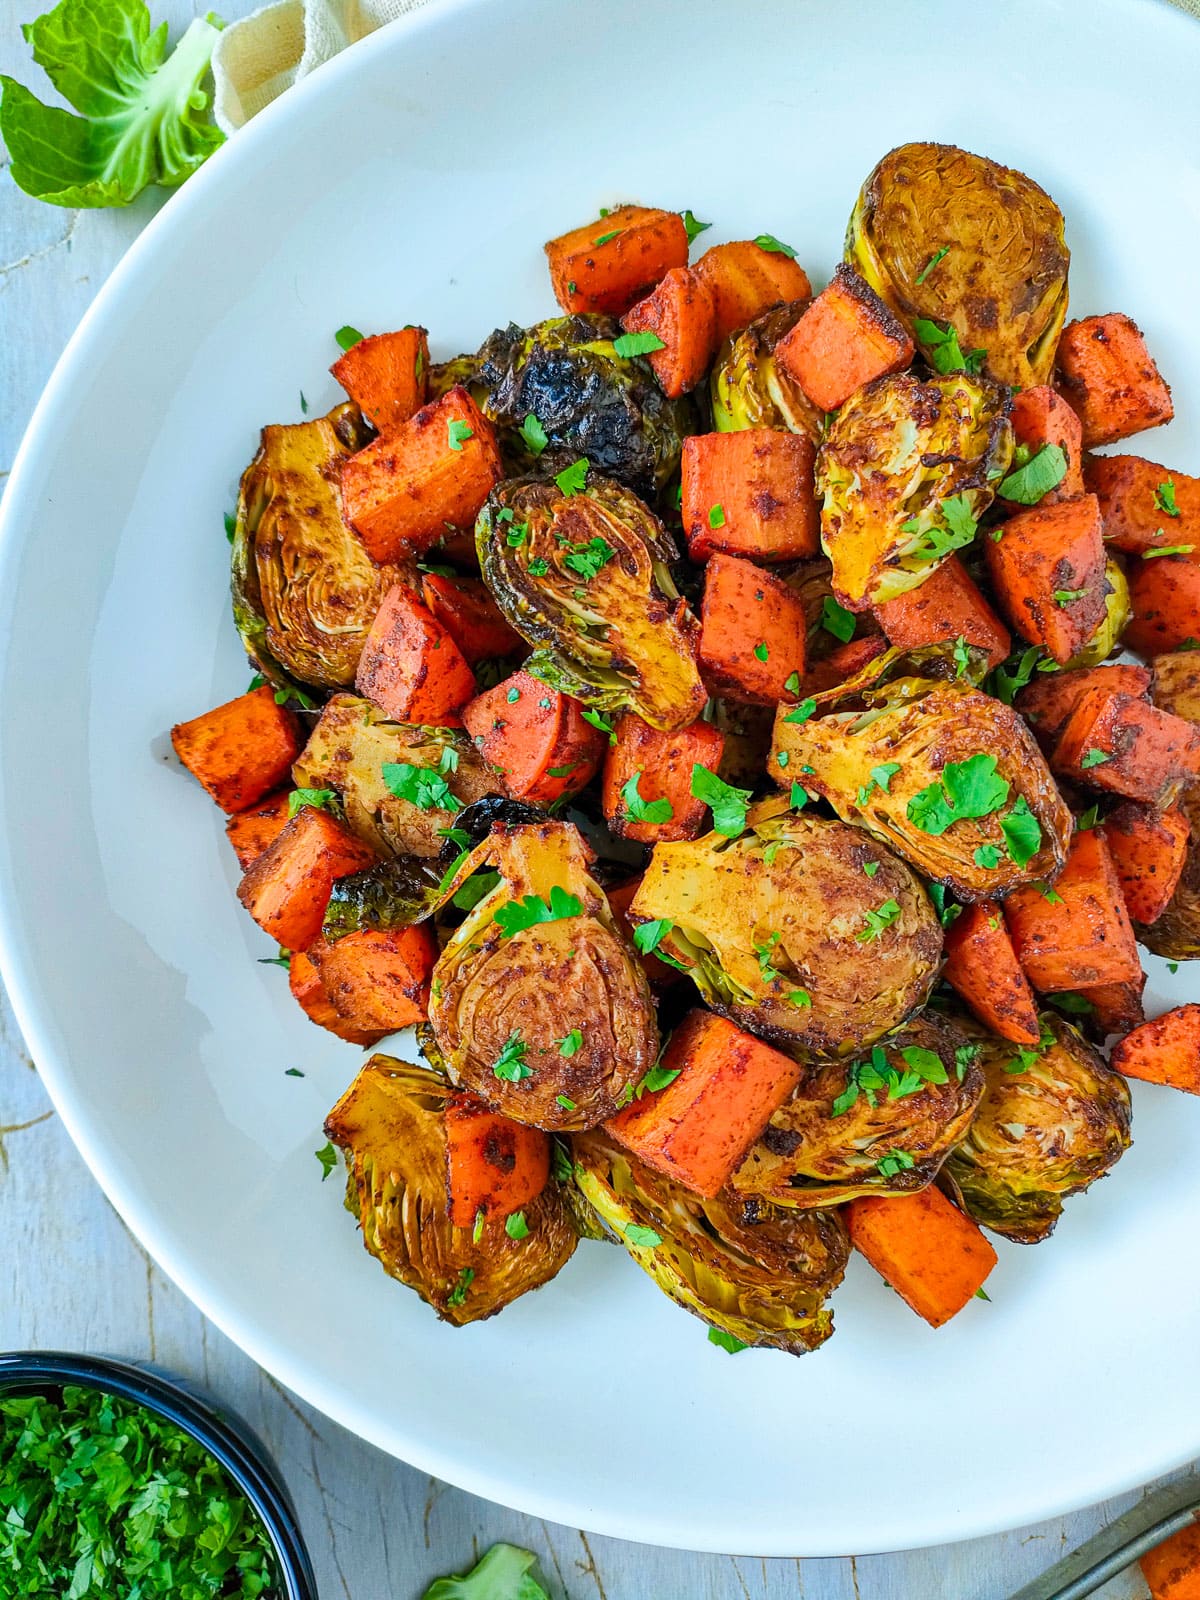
[974,843,1001,868]
[637,1063,682,1097]
[492,1034,533,1082]
[1054,586,1087,605]
[224,511,237,542]
[382,761,460,812]
[1076,804,1102,832]
[335,324,364,350]
[285,1067,305,1077]
[753,641,769,662]
[913,316,986,375]
[784,697,817,724]
[877,1149,916,1179]
[257,948,291,969]
[914,245,949,284]
[902,493,978,563]
[581,707,617,743]
[856,899,901,942]
[1050,991,1094,1015]
[690,766,751,837]
[621,770,674,825]
[681,209,711,244]
[863,861,880,877]
[1080,747,1111,769]
[1156,479,1181,518]
[998,443,1068,505]
[1000,796,1043,866]
[520,413,548,454]
[563,535,615,580]
[528,556,550,577]
[754,931,781,981]
[315,1141,338,1179]
[505,1211,530,1240]
[613,330,666,358]
[287,786,337,818]
[820,596,856,642]
[633,918,672,956]
[907,753,1009,836]
[554,457,589,496]
[472,1209,486,1244]
[494,886,584,937]
[928,883,962,928]
[624,1223,662,1248]
[593,229,622,245]
[789,780,810,809]
[954,1042,981,1082]
[1142,544,1195,559]
[707,1327,748,1354]
[447,418,474,451]
[784,671,803,696]
[832,1043,946,1117]
[708,503,726,529]
[447,1266,475,1307]
[857,762,901,805]
[506,687,521,703]
[556,1094,577,1110]
[754,233,797,257]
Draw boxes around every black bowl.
[0,1350,318,1600]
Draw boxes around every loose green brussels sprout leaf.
[325,1055,577,1325]
[770,658,1072,901]
[629,797,942,1055]
[474,315,695,497]
[1062,557,1129,669]
[429,821,659,1130]
[846,142,1070,389]
[729,1014,984,1209]
[477,475,706,733]
[943,1015,1131,1243]
[817,371,1012,608]
[573,1129,849,1355]
[709,300,824,443]
[292,695,493,858]
[231,404,406,691]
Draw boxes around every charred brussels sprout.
[322,859,445,940]
[943,1015,1131,1243]
[710,301,824,444]
[846,142,1070,390]
[231,404,405,692]
[1063,557,1129,669]
[817,371,1012,609]
[324,1055,577,1324]
[730,1013,984,1209]
[477,474,706,732]
[573,1130,849,1355]
[474,315,694,497]
[770,650,1072,901]
[629,798,942,1055]
[292,694,493,858]
[429,822,659,1130]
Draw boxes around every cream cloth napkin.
[213,0,1199,133]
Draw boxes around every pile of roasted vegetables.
[172,142,1200,1353]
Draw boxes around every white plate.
[2,0,1199,1557]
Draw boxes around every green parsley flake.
[505,1211,530,1240]
[556,1094,577,1110]
[613,330,666,358]
[472,1209,486,1244]
[492,1034,533,1082]
[594,229,623,245]
[877,1149,916,1179]
[528,557,550,576]
[974,843,1001,868]
[555,457,590,496]
[998,444,1068,506]
[901,493,978,563]
[447,418,474,451]
[638,1063,682,1097]
[914,245,949,284]
[784,671,803,696]
[558,1029,583,1057]
[784,697,817,725]
[519,413,548,455]
[1054,586,1087,605]
[447,1266,475,1307]
[1000,796,1043,866]
[863,860,880,877]
[494,885,584,937]
[707,1327,748,1353]
[633,919,671,956]
[287,787,337,818]
[857,899,901,942]
[913,316,986,375]
[506,687,521,703]
[563,535,615,580]
[907,753,1010,836]
[224,511,237,543]
[335,324,364,350]
[1156,479,1181,518]
[753,641,769,663]
[1080,748,1111,769]
[690,766,751,837]
[754,233,797,257]
[382,761,460,812]
[708,503,726,529]
[1142,544,1195,559]
[621,769,674,825]
[582,707,617,742]
[681,210,711,245]
[624,1223,662,1248]
[858,762,901,805]
[820,596,856,642]
[315,1141,338,1179]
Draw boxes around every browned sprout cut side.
[572,1130,849,1355]
[709,300,824,443]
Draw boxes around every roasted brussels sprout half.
[817,371,1012,608]
[943,1015,1131,1243]
[730,1013,984,1209]
[231,403,406,692]
[709,301,824,444]
[429,821,659,1129]
[323,859,445,939]
[477,474,706,732]
[770,652,1072,900]
[292,694,493,858]
[573,1130,849,1355]
[846,142,1070,390]
[629,797,942,1055]
[325,1055,577,1325]
[474,315,695,498]
[1063,558,1129,669]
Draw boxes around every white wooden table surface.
[0,4,1190,1593]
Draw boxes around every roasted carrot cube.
[445,1093,551,1229]
[225,790,292,870]
[1075,978,1145,1039]
[1125,555,1200,657]
[355,583,476,724]
[1111,1003,1200,1097]
[1052,688,1200,805]
[1002,385,1084,505]
[1085,454,1200,558]
[846,1187,997,1329]
[1004,828,1142,992]
[172,686,303,814]
[872,555,1011,669]
[606,878,683,987]
[288,951,386,1046]
[1016,662,1152,749]
[692,240,812,344]
[773,265,914,412]
[238,806,377,952]
[307,923,436,1034]
[545,204,689,317]
[601,713,725,844]
[341,387,502,563]
[681,429,819,564]
[698,553,807,704]
[1140,1520,1200,1600]
[620,266,719,398]
[605,1009,801,1199]
[331,327,428,436]
[943,903,1040,1045]
[1056,313,1174,449]
[983,493,1108,664]
[462,669,605,804]
[1103,801,1191,924]
[419,572,523,664]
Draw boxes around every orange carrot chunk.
[445,1093,551,1228]
[943,903,1041,1046]
[692,240,813,344]
[238,806,377,952]
[802,635,887,695]
[983,493,1108,664]
[225,790,292,871]
[288,951,387,1046]
[1125,556,1200,657]
[1004,828,1142,993]
[1052,688,1200,805]
[872,555,1011,669]
[605,1009,802,1199]
[1104,802,1191,925]
[620,267,719,398]
[172,686,303,814]
[420,572,523,664]
[341,387,502,563]
[773,264,914,412]
[1111,1003,1200,1097]
[308,924,436,1034]
[1056,313,1174,449]
[1086,454,1200,559]
[601,713,725,844]
[698,552,807,704]
[681,429,819,564]
[1139,1518,1200,1599]
[545,204,689,317]
[845,1186,998,1329]
[1076,978,1145,1038]
[461,669,605,804]
[354,583,476,725]
[1003,386,1084,505]
[330,327,428,437]
[1016,663,1152,750]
